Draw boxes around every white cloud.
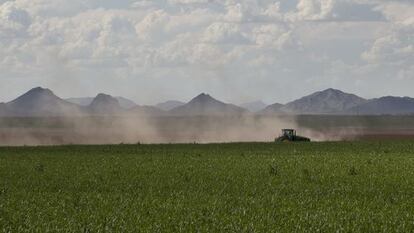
[262,2,283,20]
[0,0,413,103]
[0,1,31,36]
[375,1,414,24]
[296,0,336,20]
[203,22,247,44]
[168,0,209,4]
[252,24,297,50]
[362,1,413,80]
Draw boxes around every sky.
[0,0,413,105]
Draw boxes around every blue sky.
[0,0,413,104]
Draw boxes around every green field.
[1,142,414,232]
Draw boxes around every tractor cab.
[275,128,310,142]
[282,129,296,139]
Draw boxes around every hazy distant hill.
[169,93,247,116]
[116,97,138,109]
[89,94,124,115]
[260,103,284,114]
[5,87,84,116]
[66,97,93,106]
[0,103,8,115]
[128,105,166,116]
[67,96,137,109]
[240,101,267,112]
[281,88,367,114]
[156,100,185,111]
[347,96,414,115]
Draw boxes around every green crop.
[1,141,414,232]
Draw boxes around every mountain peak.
[32,86,48,91]
[188,93,220,105]
[324,88,341,92]
[25,86,55,96]
[95,93,113,100]
[170,93,247,116]
[90,93,120,105]
[197,93,211,98]
[313,88,346,96]
[282,88,367,114]
[89,93,122,114]
[66,96,137,109]
[9,87,60,106]
[193,93,212,100]
[6,87,81,116]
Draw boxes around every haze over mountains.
[240,101,267,112]
[89,94,124,115]
[67,97,137,109]
[1,87,414,117]
[169,93,247,116]
[156,101,185,111]
[262,88,367,114]
[347,97,414,115]
[2,87,84,116]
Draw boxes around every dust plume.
[5,112,412,146]
[0,114,298,146]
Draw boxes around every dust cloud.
[5,113,404,146]
[0,115,300,146]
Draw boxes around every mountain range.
[67,96,137,109]
[261,88,367,114]
[1,87,414,117]
[169,93,247,116]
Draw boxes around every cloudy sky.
[0,0,413,104]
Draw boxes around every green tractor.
[275,129,311,142]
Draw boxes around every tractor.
[275,129,311,142]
